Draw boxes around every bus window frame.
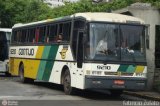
[84,21,147,65]
[70,18,86,61]
[45,20,72,44]
[28,27,36,43]
[47,24,58,43]
[38,25,47,43]
[11,19,78,46]
[21,28,28,43]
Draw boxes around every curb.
[124,91,160,101]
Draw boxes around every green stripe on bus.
[126,65,136,73]
[36,46,51,80]
[37,61,47,80]
[118,65,129,72]
[42,45,59,81]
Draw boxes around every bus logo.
[60,48,68,59]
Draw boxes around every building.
[92,0,113,3]
[43,0,64,8]
[43,0,113,8]
[43,0,79,8]
[113,3,160,91]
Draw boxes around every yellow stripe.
[36,46,44,58]
[9,58,19,76]
[25,60,41,79]
[135,66,145,73]
[25,46,44,79]
[10,46,45,79]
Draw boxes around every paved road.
[0,74,158,106]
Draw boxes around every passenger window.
[21,29,27,43]
[56,22,71,42]
[48,24,57,42]
[39,26,46,43]
[17,30,22,43]
[63,22,71,41]
[35,28,39,43]
[28,28,35,43]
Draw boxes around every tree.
[0,0,53,28]
[0,0,159,28]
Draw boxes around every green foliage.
[50,0,135,18]
[0,0,53,27]
[22,0,53,23]
[0,0,160,28]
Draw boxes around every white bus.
[0,28,12,75]
[9,12,147,95]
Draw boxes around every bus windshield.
[85,23,146,63]
[0,31,10,61]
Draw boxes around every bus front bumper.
[85,76,147,90]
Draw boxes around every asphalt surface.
[0,73,159,106]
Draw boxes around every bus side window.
[48,24,57,43]
[28,28,35,43]
[56,22,71,43]
[21,29,27,43]
[57,23,63,42]
[39,26,46,43]
[35,28,39,43]
[46,25,49,43]
[17,30,22,43]
[63,22,71,41]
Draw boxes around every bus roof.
[13,12,144,28]
[73,12,144,24]
[0,28,12,32]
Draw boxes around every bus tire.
[110,89,123,97]
[63,69,75,95]
[19,64,27,83]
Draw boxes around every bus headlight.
[135,73,146,77]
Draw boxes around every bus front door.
[77,31,84,68]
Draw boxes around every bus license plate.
[114,80,125,85]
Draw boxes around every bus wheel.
[19,64,26,83]
[110,89,123,97]
[63,69,75,95]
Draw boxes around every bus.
[9,12,147,95]
[0,28,12,76]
